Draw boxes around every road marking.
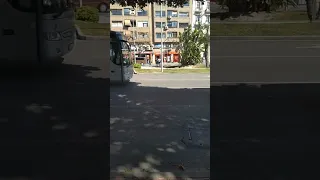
[212,56,320,58]
[296,45,320,49]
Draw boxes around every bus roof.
[110,31,123,41]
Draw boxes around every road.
[99,12,109,24]
[110,74,210,179]
[0,40,109,179]
[211,39,320,83]
[210,38,320,179]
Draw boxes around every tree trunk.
[306,0,317,21]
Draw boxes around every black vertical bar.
[36,0,43,64]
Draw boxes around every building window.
[179,12,189,17]
[167,32,178,38]
[138,32,149,38]
[196,1,202,9]
[167,21,178,28]
[167,10,178,17]
[155,22,166,28]
[155,11,166,17]
[111,21,123,27]
[137,9,148,16]
[183,1,190,6]
[137,21,148,27]
[206,15,210,23]
[179,23,189,28]
[195,15,201,23]
[110,9,122,15]
[156,33,166,38]
[124,8,131,15]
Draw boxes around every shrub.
[134,63,142,69]
[75,6,99,23]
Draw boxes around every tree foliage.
[176,25,208,66]
[216,0,297,13]
[110,0,202,8]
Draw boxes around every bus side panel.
[110,63,122,82]
[123,66,134,81]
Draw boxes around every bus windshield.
[121,41,133,66]
[43,0,73,14]
[110,40,133,66]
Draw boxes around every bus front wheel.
[98,3,108,12]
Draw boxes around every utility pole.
[132,7,137,64]
[79,0,82,7]
[160,1,164,72]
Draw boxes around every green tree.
[176,25,207,66]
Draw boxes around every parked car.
[73,0,109,12]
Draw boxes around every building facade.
[191,0,210,28]
[110,1,193,63]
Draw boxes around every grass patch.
[211,23,320,36]
[75,20,109,36]
[135,68,210,74]
[270,11,309,21]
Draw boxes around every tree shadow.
[0,61,109,179]
[110,82,210,179]
[211,83,320,179]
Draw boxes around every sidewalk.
[110,77,210,179]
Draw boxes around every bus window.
[43,0,73,14]
[8,0,73,13]
[7,0,35,12]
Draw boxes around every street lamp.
[160,0,164,72]
[130,8,137,64]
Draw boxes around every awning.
[124,20,131,27]
[168,51,179,55]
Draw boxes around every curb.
[211,36,320,40]
[75,25,109,41]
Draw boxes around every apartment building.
[152,0,193,63]
[192,0,210,28]
[110,4,153,47]
[110,1,193,63]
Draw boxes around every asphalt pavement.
[0,40,109,179]
[110,74,210,179]
[211,38,320,83]
[211,38,320,179]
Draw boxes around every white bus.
[0,0,76,64]
[110,31,134,83]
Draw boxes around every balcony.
[195,7,203,12]
[128,37,151,43]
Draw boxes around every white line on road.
[212,56,320,58]
[133,79,210,81]
[110,105,209,108]
[211,82,320,85]
[296,46,320,49]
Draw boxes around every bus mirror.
[120,40,130,50]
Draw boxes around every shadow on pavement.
[110,82,210,179]
[0,62,109,179]
[211,84,320,179]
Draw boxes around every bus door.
[110,40,124,82]
[0,0,38,61]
